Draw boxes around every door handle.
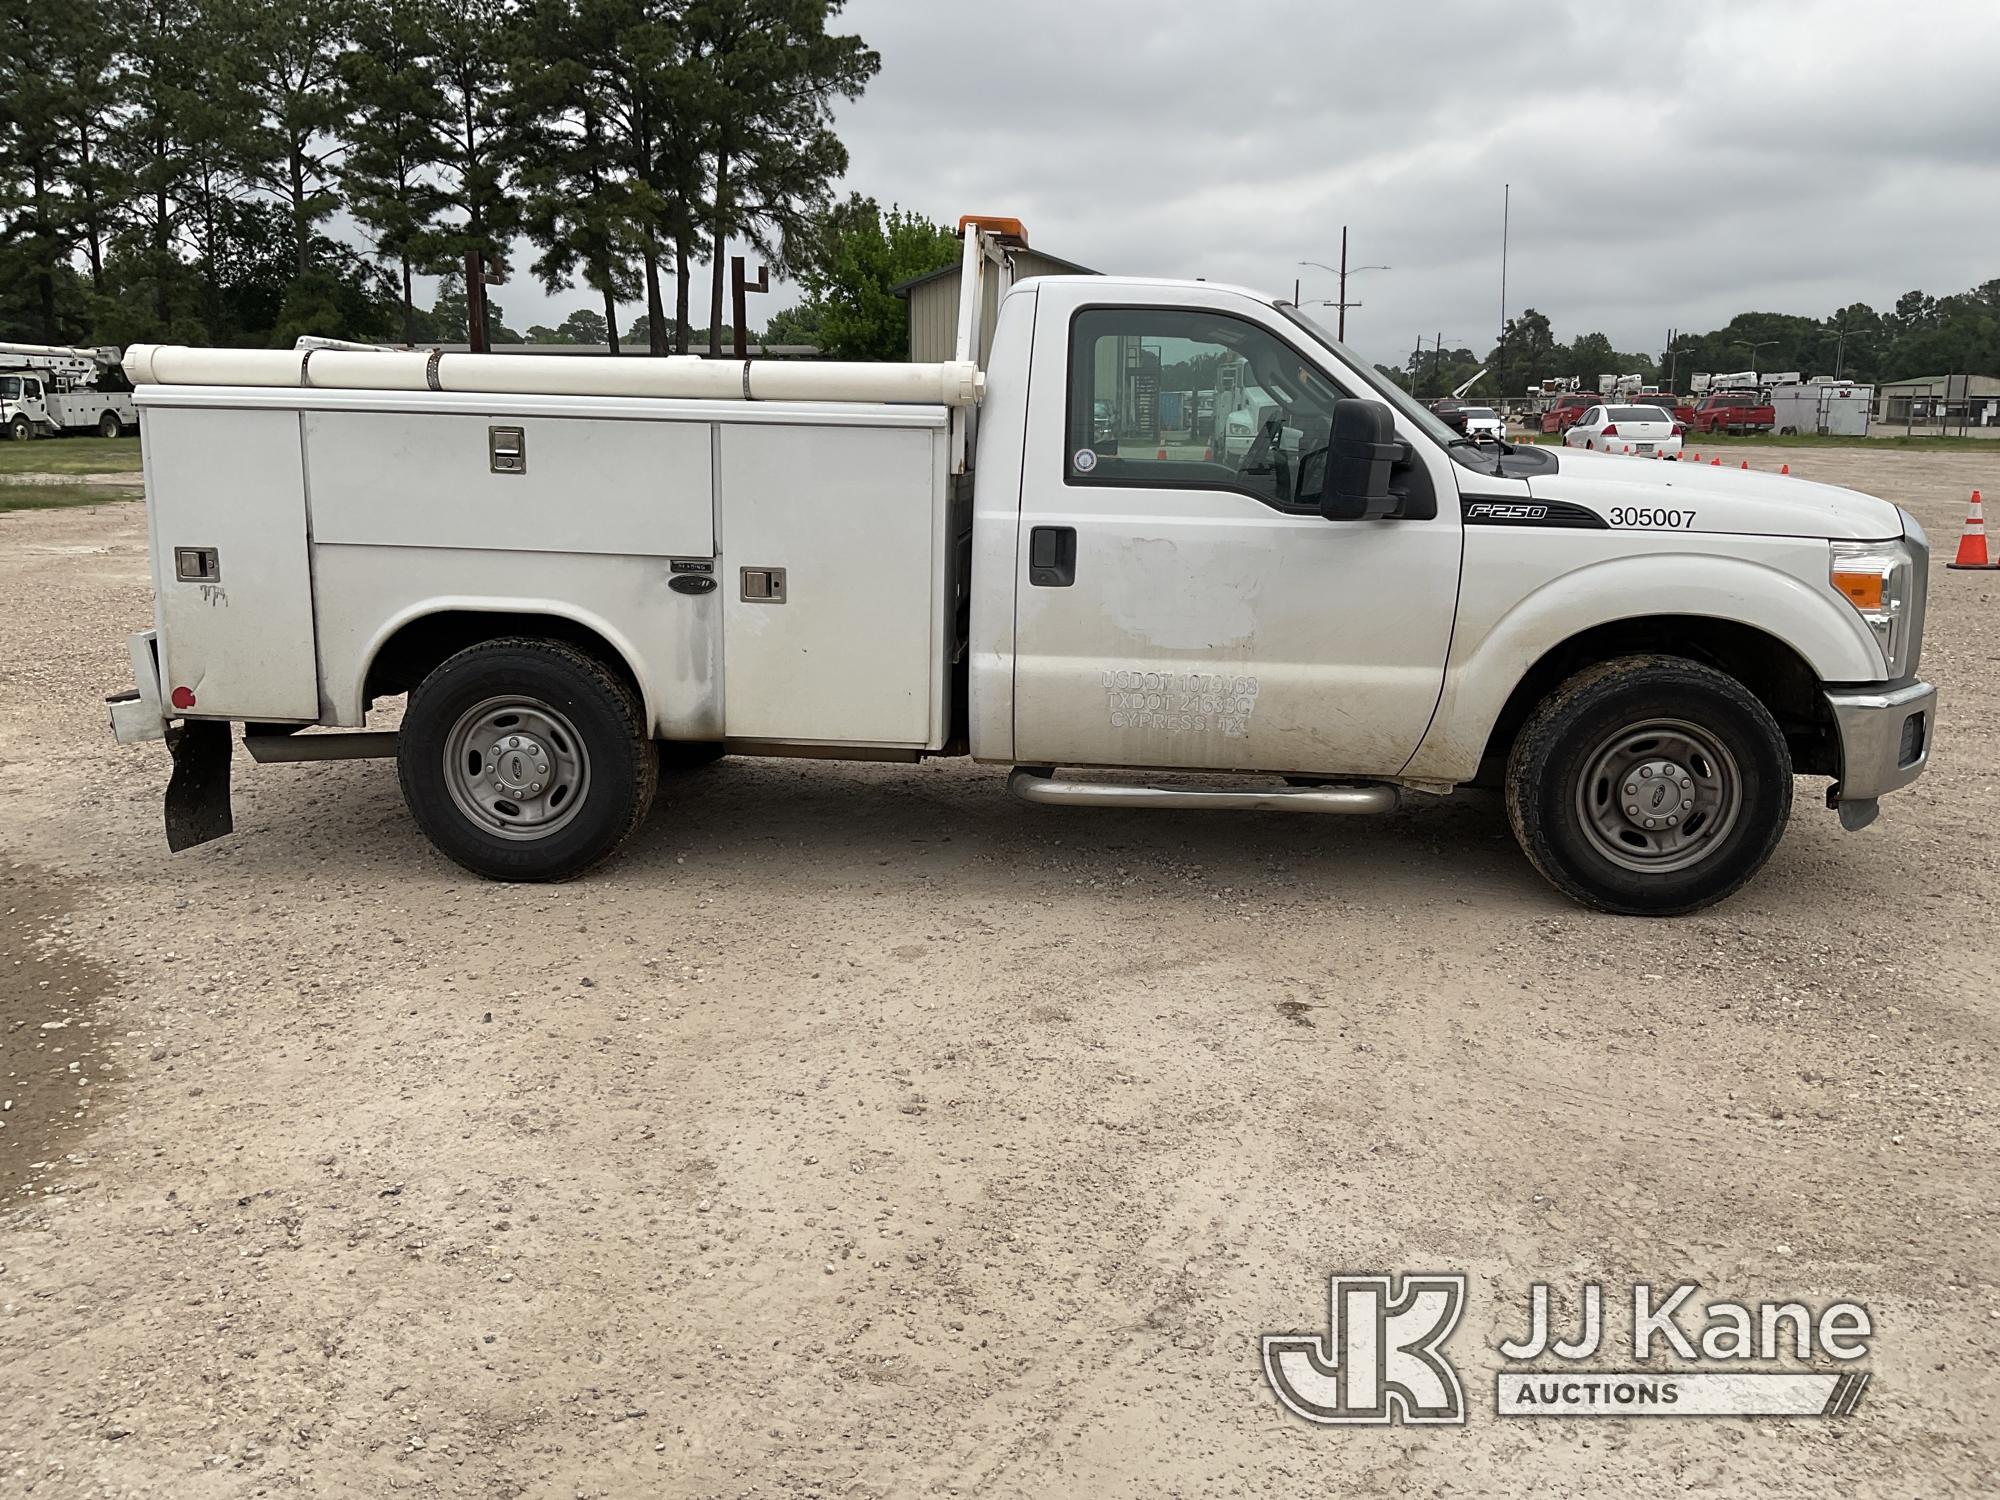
[1029,526,1076,587]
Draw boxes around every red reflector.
[170,685,196,710]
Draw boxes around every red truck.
[1539,391,1598,434]
[1691,390,1774,435]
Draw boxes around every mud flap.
[164,719,234,851]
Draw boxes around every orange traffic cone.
[1156,440,1168,461]
[1740,460,1749,470]
[1202,445,1212,462]
[1690,452,1700,463]
[1711,458,1721,466]
[1623,444,1632,455]
[1780,463,1790,475]
[1948,490,1997,570]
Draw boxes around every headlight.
[1829,539,1916,677]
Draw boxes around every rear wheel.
[98,410,122,438]
[1505,655,1791,915]
[398,637,657,880]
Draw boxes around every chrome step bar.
[1007,767,1399,815]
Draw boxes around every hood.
[1526,447,1903,540]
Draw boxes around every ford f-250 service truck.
[106,218,1935,916]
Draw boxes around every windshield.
[1463,407,1497,420]
[1277,304,1463,449]
[0,378,17,400]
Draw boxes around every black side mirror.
[1321,398,1400,520]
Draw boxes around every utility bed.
[137,384,962,751]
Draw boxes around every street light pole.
[1299,233,1388,342]
[1733,338,1779,373]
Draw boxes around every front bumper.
[1825,679,1935,824]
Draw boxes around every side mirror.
[1321,398,1400,521]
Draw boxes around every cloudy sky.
[494,0,2000,369]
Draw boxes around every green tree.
[787,195,955,360]
[50,0,123,295]
[557,306,608,343]
[0,4,78,340]
[687,0,878,355]
[222,0,352,277]
[504,0,647,354]
[430,271,521,343]
[760,300,819,347]
[342,0,449,340]
[423,0,519,281]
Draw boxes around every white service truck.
[106,222,1935,915]
[0,342,138,439]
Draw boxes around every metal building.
[896,245,1096,365]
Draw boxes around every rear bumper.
[107,630,169,743]
[1826,679,1935,805]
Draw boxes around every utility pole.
[731,256,769,359]
[465,249,489,354]
[1432,330,1444,397]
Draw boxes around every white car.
[1563,404,1683,458]
[1460,406,1505,442]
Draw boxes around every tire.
[1504,655,1792,916]
[9,415,32,442]
[397,637,658,881]
[658,741,726,773]
[98,410,122,438]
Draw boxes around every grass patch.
[1677,431,1997,450]
[0,481,141,514]
[0,436,142,476]
[1520,428,1996,451]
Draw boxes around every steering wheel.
[1238,416,1291,498]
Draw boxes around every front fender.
[1404,545,1882,782]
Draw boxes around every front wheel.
[397,637,658,880]
[1505,655,1792,915]
[9,415,31,442]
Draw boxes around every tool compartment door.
[718,416,948,746]
[147,405,320,721]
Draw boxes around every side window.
[1065,306,1346,511]
[22,378,42,400]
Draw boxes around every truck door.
[1010,292,1462,778]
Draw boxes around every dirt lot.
[1,446,1996,1498]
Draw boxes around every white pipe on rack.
[122,343,983,408]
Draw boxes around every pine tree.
[424,0,519,282]
[0,5,79,339]
[342,0,450,341]
[684,0,877,356]
[220,0,353,278]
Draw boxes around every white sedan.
[1562,404,1683,458]
[1460,406,1506,442]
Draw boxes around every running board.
[1006,767,1399,814]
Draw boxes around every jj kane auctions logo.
[1263,1274,1873,1425]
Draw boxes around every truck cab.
[107,228,1936,916]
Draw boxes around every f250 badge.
[1462,500,1608,529]
[1466,503,1547,521]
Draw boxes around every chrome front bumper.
[1824,679,1935,827]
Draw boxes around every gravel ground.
[1,448,1996,1498]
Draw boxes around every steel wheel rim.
[1574,717,1741,874]
[442,695,591,841]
